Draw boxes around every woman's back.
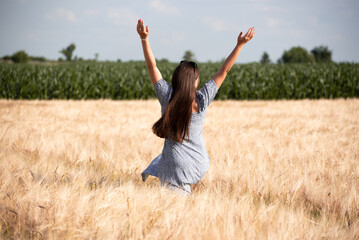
[155,78,218,139]
[142,78,218,189]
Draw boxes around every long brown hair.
[152,61,199,143]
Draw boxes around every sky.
[0,0,358,63]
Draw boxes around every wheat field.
[0,99,358,239]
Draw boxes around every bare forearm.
[137,19,162,85]
[222,27,255,73]
[213,43,244,88]
[221,43,244,73]
[213,27,255,89]
[141,39,156,69]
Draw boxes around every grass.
[0,99,358,239]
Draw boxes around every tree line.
[1,43,333,64]
[260,45,332,64]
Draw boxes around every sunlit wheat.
[0,99,358,239]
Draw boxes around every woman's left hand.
[237,27,255,46]
[137,19,149,39]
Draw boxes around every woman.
[137,19,255,195]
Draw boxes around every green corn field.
[0,62,358,99]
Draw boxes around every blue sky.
[1,0,358,63]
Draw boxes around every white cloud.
[26,32,39,41]
[266,17,280,28]
[84,9,102,17]
[107,8,137,26]
[261,6,288,12]
[160,31,185,45]
[150,0,179,15]
[289,29,302,37]
[45,8,78,22]
[201,16,233,32]
[327,34,345,42]
[307,16,318,25]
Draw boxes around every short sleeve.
[154,79,172,113]
[198,79,218,110]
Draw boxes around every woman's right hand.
[137,19,149,39]
[237,27,255,46]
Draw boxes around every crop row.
[0,62,358,100]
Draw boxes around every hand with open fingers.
[237,27,255,46]
[137,19,149,40]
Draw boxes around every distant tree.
[2,55,12,61]
[95,53,99,61]
[182,50,196,62]
[280,46,314,63]
[60,43,76,61]
[30,56,46,62]
[117,58,122,63]
[311,45,332,62]
[260,51,271,64]
[157,58,169,64]
[11,50,29,63]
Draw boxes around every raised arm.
[213,27,255,89]
[137,19,162,86]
